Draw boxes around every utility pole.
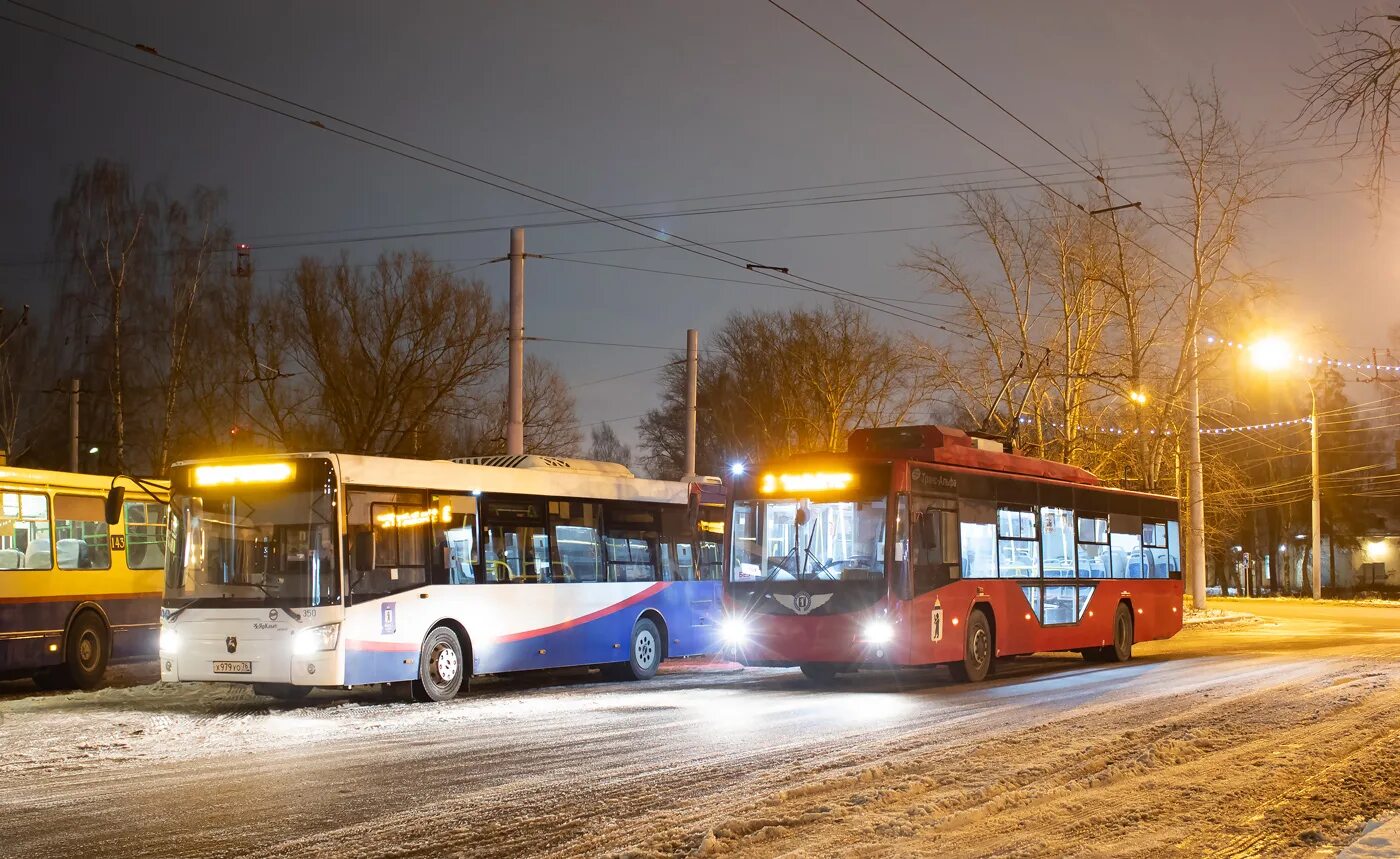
[69,378,80,473]
[683,328,698,480]
[1310,383,1322,599]
[506,227,525,456]
[1187,335,1208,609]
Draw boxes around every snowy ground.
[2,598,1399,858]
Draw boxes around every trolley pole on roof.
[69,378,80,473]
[683,328,698,480]
[506,227,526,456]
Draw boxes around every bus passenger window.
[960,500,997,579]
[1040,507,1075,578]
[1142,521,1169,579]
[54,494,111,571]
[1110,513,1144,579]
[0,492,51,571]
[997,506,1038,578]
[1076,515,1110,578]
[550,501,602,583]
[124,501,168,570]
[430,495,479,585]
[483,525,551,583]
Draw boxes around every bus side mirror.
[105,487,126,526]
[353,531,375,571]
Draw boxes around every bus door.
[908,495,960,657]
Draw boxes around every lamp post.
[1187,337,1208,609]
[1248,337,1322,599]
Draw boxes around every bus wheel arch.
[607,614,664,681]
[638,608,669,662]
[59,605,111,690]
[1085,600,1134,663]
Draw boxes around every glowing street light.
[729,462,746,477]
[1127,390,1149,406]
[1248,335,1322,599]
[1249,336,1295,372]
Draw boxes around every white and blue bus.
[154,453,726,701]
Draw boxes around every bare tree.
[274,252,503,456]
[640,303,929,478]
[51,160,157,473]
[1296,8,1400,209]
[463,355,582,457]
[588,421,632,468]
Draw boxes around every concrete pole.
[1310,384,1322,599]
[506,227,525,456]
[1187,335,1208,609]
[684,329,698,479]
[69,378,80,473]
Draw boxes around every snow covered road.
[3,599,1399,858]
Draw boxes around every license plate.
[212,661,252,674]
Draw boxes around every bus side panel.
[107,594,162,662]
[0,598,68,675]
[341,582,710,685]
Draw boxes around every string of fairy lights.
[1204,335,1400,374]
[1015,415,1312,437]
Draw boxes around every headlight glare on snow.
[159,627,179,654]
[862,619,895,645]
[292,623,340,656]
[719,617,750,647]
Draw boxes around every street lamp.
[1248,336,1323,599]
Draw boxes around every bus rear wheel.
[949,609,994,683]
[57,611,109,690]
[412,626,467,702]
[1085,604,1134,663]
[609,618,662,681]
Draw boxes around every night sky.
[2,0,1395,449]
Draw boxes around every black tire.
[58,611,109,690]
[948,609,994,683]
[252,683,313,701]
[613,618,662,681]
[1105,604,1134,662]
[799,663,839,685]
[412,626,467,702]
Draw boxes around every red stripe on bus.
[494,582,670,643]
[345,640,420,653]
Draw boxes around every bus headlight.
[292,623,340,655]
[719,617,750,647]
[862,620,894,645]
[159,627,179,654]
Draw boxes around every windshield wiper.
[245,581,301,621]
[165,597,202,622]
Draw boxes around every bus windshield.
[731,497,887,582]
[165,458,340,608]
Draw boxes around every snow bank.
[1341,812,1400,858]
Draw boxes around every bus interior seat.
[57,538,87,569]
[25,539,52,569]
[0,548,21,569]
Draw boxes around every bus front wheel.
[412,626,467,702]
[799,663,839,685]
[949,609,994,683]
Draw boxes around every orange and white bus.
[0,467,168,689]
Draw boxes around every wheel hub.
[432,644,458,684]
[971,628,989,666]
[77,631,98,669]
[635,631,656,668]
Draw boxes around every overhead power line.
[0,1,981,341]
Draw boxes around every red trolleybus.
[721,426,1183,683]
